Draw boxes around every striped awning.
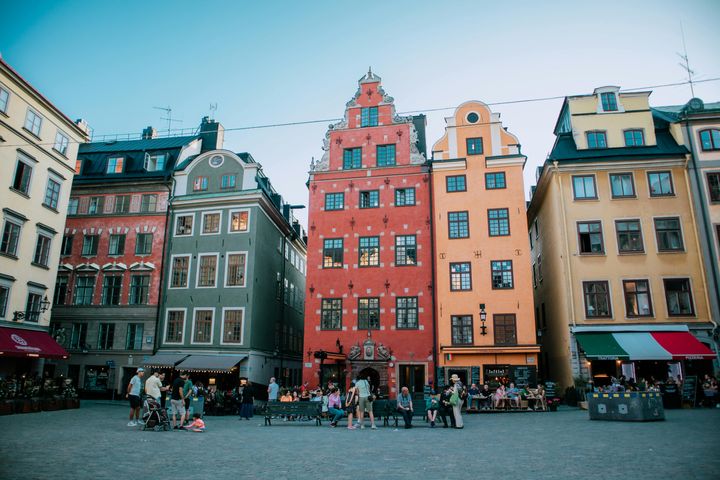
[576,331,714,361]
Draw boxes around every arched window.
[699,129,720,151]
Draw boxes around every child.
[183,412,205,432]
[426,390,440,427]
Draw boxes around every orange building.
[430,101,539,387]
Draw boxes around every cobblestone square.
[1,402,719,480]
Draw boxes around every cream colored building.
[0,58,89,375]
[528,87,717,390]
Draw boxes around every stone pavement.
[1,401,719,480]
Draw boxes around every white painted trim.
[163,308,187,345]
[200,210,222,236]
[448,127,458,159]
[224,251,248,288]
[228,208,251,234]
[573,324,688,333]
[195,252,220,289]
[431,159,466,172]
[168,254,192,290]
[174,212,195,237]
[220,307,245,345]
[191,307,215,345]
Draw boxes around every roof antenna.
[368,66,372,78]
[677,21,696,98]
[209,102,218,119]
[153,105,182,135]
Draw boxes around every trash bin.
[587,392,664,422]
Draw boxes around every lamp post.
[13,295,51,322]
[279,204,305,388]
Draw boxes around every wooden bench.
[263,401,322,426]
[383,399,428,427]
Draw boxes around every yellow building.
[0,58,89,376]
[528,87,717,391]
[431,101,539,388]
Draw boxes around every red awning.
[0,327,69,359]
[650,332,716,360]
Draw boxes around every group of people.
[126,368,205,432]
[464,382,547,411]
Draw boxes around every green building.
[149,145,306,392]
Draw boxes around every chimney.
[199,116,224,152]
[142,126,157,140]
[75,118,91,135]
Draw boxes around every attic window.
[600,92,618,112]
[106,156,124,174]
[144,153,166,172]
[466,112,479,124]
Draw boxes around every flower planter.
[0,400,13,415]
[64,398,80,409]
[14,398,41,413]
[42,397,62,411]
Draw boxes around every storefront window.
[83,366,110,391]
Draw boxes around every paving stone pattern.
[1,401,719,479]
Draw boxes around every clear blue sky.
[2,0,719,228]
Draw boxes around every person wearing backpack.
[355,374,377,430]
[450,374,464,429]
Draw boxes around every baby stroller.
[142,397,171,431]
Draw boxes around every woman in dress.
[345,381,359,430]
[450,374,464,429]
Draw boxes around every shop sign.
[597,356,618,360]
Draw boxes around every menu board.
[682,376,697,406]
[511,366,537,387]
[471,367,480,386]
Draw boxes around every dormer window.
[106,156,124,174]
[586,131,607,149]
[193,176,208,191]
[600,92,618,112]
[144,153,166,172]
[624,130,645,147]
[361,107,378,127]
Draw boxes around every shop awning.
[575,333,629,360]
[651,332,716,360]
[325,352,346,361]
[576,330,716,361]
[174,355,247,373]
[0,327,68,359]
[141,353,189,368]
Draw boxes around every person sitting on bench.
[397,386,414,429]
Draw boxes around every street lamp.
[279,203,305,388]
[479,303,488,336]
[13,295,51,322]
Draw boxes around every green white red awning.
[576,331,715,361]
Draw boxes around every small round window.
[466,112,479,124]
[209,155,224,168]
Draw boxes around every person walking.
[170,372,188,430]
[439,385,456,428]
[355,374,376,429]
[126,367,145,427]
[182,373,193,425]
[345,381,359,430]
[397,386,414,428]
[267,377,279,402]
[450,374,464,429]
[240,381,254,420]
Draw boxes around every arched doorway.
[358,367,380,393]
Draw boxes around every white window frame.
[228,209,251,233]
[163,308,186,345]
[174,213,195,237]
[220,307,245,345]
[0,84,9,114]
[224,251,248,288]
[200,210,222,236]
[195,253,219,289]
[106,156,124,174]
[143,153,166,172]
[24,107,43,136]
[53,130,70,156]
[168,254,192,290]
[191,307,215,345]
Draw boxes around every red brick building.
[48,119,220,395]
[303,71,433,397]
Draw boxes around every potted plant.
[62,379,79,409]
[0,379,13,415]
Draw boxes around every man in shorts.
[182,373,193,425]
[171,371,188,430]
[126,367,145,427]
[355,374,376,429]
